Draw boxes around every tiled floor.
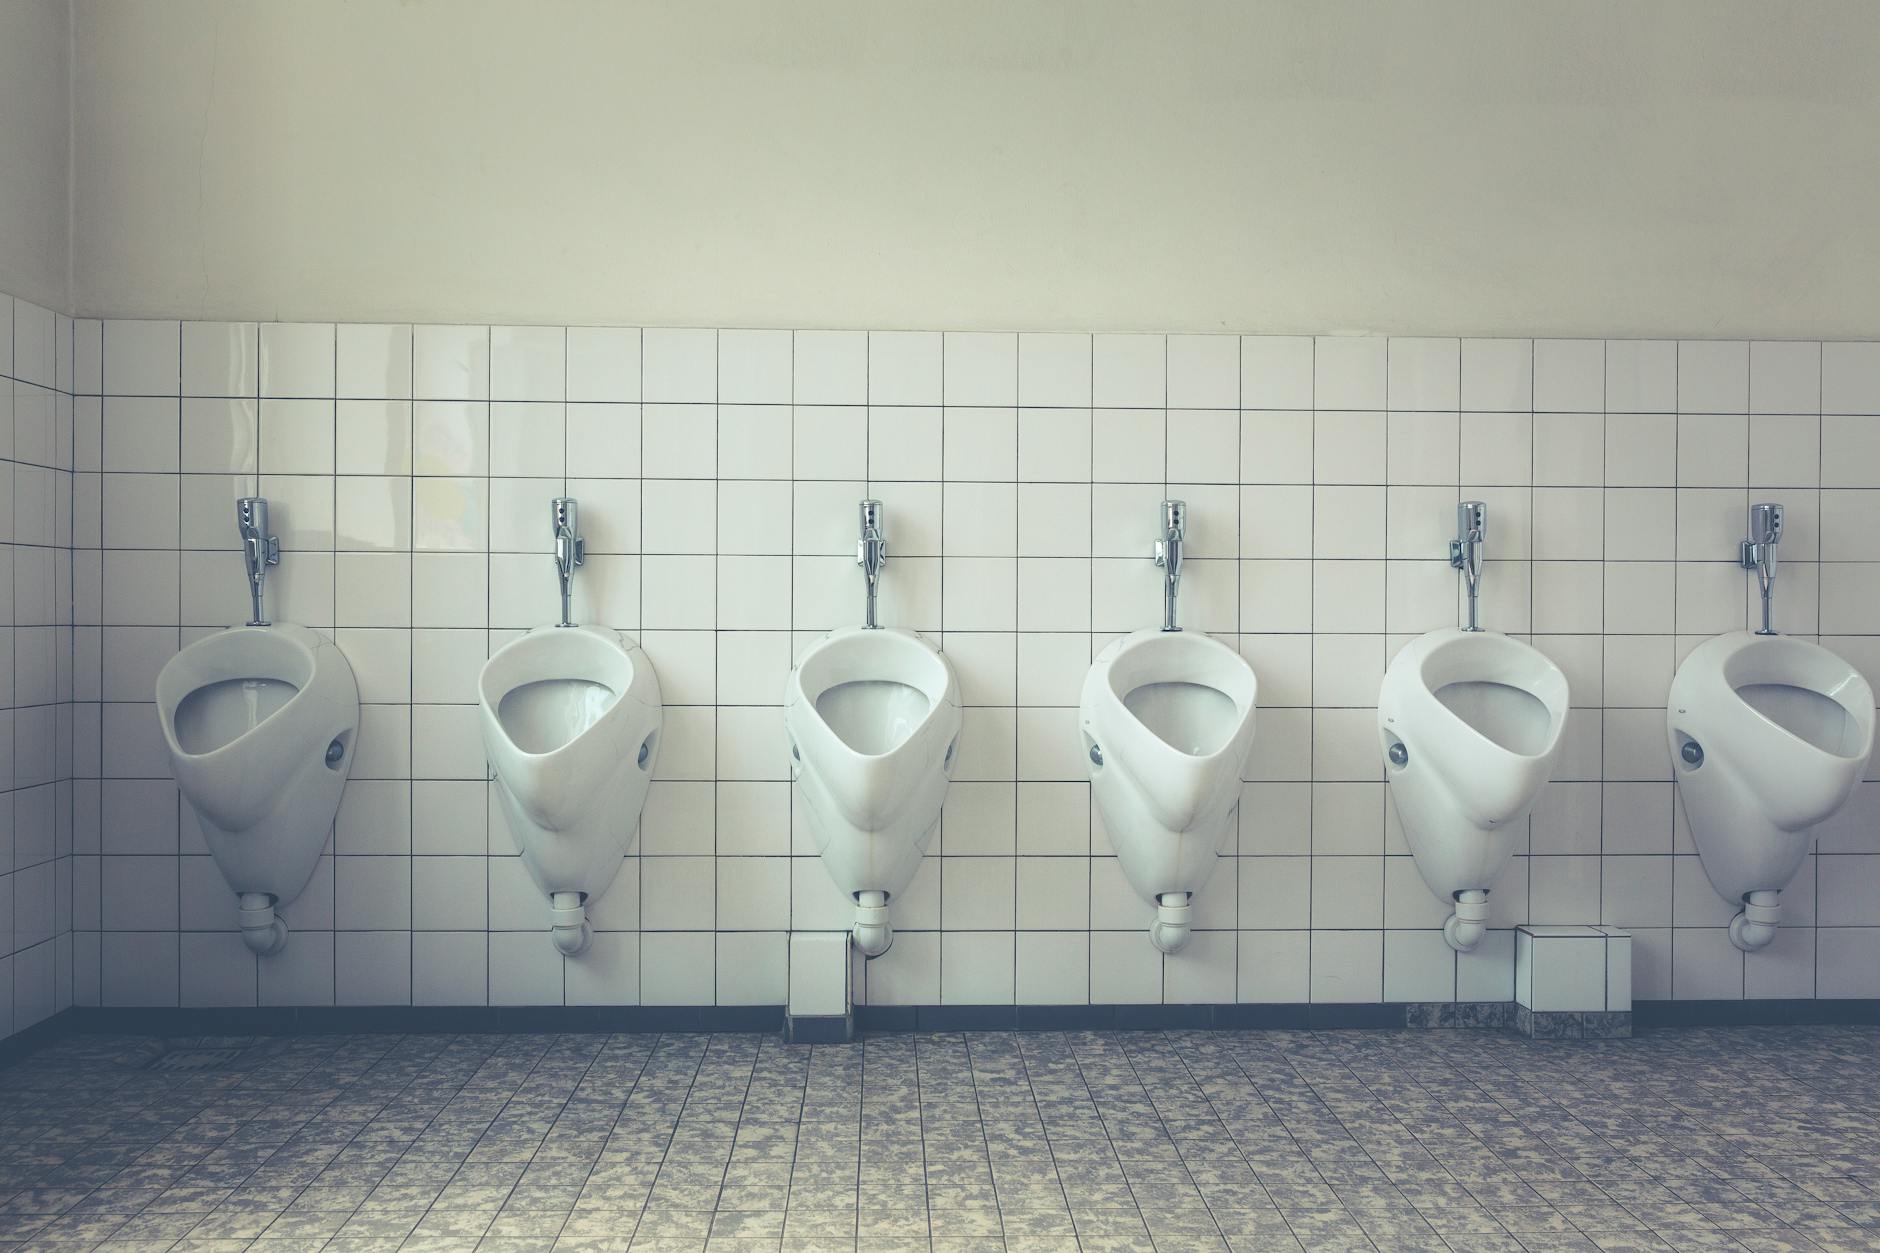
[0,1028,1878,1252]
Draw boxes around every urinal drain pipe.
[1151,893,1192,955]
[549,891,591,956]
[853,891,893,958]
[237,891,289,956]
[1443,889,1489,953]
[1730,890,1780,953]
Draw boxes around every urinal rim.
[478,624,658,763]
[155,624,327,764]
[1084,628,1257,766]
[1670,631,1876,765]
[1081,629,1255,862]
[785,626,961,764]
[1386,627,1570,765]
[1098,628,1256,717]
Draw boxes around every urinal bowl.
[1668,631,1875,951]
[480,625,663,954]
[1379,628,1570,951]
[1089,768,1240,902]
[156,625,361,954]
[489,753,657,899]
[1388,785,1532,903]
[1081,629,1258,954]
[1677,775,1815,919]
[785,627,962,957]
[793,764,950,901]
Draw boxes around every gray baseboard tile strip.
[0,998,1869,1066]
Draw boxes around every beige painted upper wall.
[0,0,70,313]
[71,0,1880,336]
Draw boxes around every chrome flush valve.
[236,496,280,627]
[858,499,888,629]
[1740,502,1783,635]
[552,497,585,628]
[1154,499,1187,632]
[1450,500,1486,632]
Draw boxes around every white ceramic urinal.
[1669,631,1875,951]
[156,625,360,954]
[1379,628,1570,951]
[1080,629,1258,954]
[479,625,663,955]
[785,626,962,957]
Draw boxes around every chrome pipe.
[236,496,279,627]
[1153,499,1186,632]
[552,497,585,628]
[1450,501,1486,632]
[857,499,887,629]
[1740,501,1783,635]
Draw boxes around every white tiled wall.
[71,323,1880,1011]
[2,290,78,1039]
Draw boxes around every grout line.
[637,329,645,1006]
[407,328,417,1000]
[711,330,719,1008]
[1673,343,1687,1000]
[1814,343,1825,1001]
[1306,336,1316,1002]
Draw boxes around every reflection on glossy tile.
[413,475,488,551]
[412,400,489,475]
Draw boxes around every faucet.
[857,499,887,629]
[552,497,585,628]
[1740,502,1783,635]
[1450,501,1486,632]
[236,496,279,627]
[1153,500,1186,632]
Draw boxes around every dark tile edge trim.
[783,1015,852,1044]
[19,1002,1405,1047]
[0,1013,73,1068]
[2,999,1872,1069]
[1633,999,1880,1027]
[51,1005,788,1037]
[856,1004,1408,1031]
